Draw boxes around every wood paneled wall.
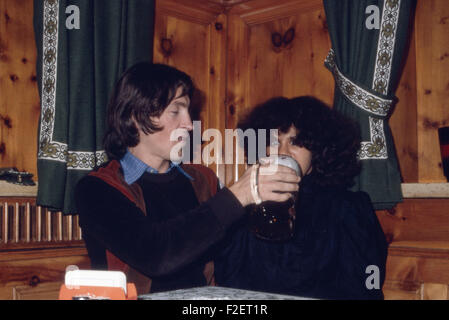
[390,0,449,183]
[225,0,333,184]
[390,31,418,183]
[153,0,449,185]
[414,0,449,182]
[0,0,40,178]
[153,0,228,181]
[0,0,448,184]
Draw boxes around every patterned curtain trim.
[325,49,394,118]
[38,0,107,171]
[359,117,387,160]
[372,0,402,95]
[325,49,390,160]
[359,0,402,160]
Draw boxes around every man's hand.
[228,163,300,207]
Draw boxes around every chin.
[168,150,184,163]
[168,140,187,163]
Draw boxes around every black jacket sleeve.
[75,175,245,278]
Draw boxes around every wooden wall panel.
[415,0,449,182]
[246,10,333,107]
[376,199,449,243]
[0,247,89,300]
[389,31,418,183]
[153,0,227,181]
[385,252,449,291]
[237,7,333,113]
[377,198,449,300]
[225,2,333,185]
[225,14,249,185]
[0,0,40,177]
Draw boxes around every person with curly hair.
[214,96,388,300]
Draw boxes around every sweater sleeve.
[75,175,245,278]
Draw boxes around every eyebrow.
[172,101,189,107]
[170,100,191,113]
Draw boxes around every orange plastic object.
[59,283,137,300]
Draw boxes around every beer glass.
[249,154,302,241]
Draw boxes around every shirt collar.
[120,150,193,185]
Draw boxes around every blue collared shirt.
[120,150,193,185]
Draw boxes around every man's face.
[138,87,193,164]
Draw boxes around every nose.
[182,113,193,132]
[278,142,291,157]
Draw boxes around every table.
[138,286,313,300]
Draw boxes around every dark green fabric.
[34,0,154,213]
[323,0,415,209]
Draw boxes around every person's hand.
[228,162,300,207]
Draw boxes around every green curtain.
[323,0,415,209]
[34,0,155,213]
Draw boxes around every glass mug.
[249,154,303,242]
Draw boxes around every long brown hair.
[103,62,194,160]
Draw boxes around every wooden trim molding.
[3,181,448,199]
[206,0,251,6]
[157,0,223,25]
[0,181,38,197]
[401,183,449,198]
[12,282,62,300]
[229,0,323,25]
[389,241,449,260]
[0,244,87,261]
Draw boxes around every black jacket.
[214,175,388,300]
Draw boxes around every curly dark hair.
[237,96,361,188]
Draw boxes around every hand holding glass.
[249,154,302,242]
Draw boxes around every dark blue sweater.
[75,163,245,293]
